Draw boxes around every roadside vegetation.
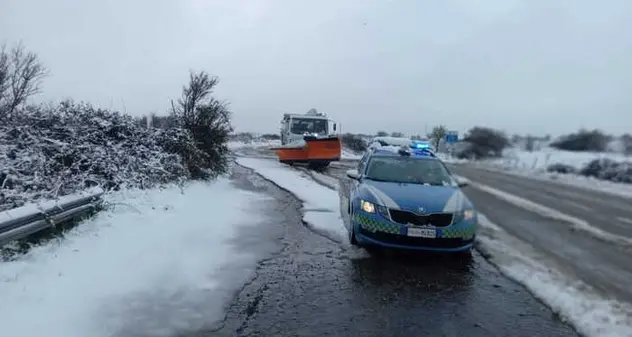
[0,42,233,211]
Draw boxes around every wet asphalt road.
[446,163,632,304]
[199,159,578,337]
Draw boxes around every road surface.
[447,163,632,303]
[205,159,578,337]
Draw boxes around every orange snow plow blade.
[271,136,341,168]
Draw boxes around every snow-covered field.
[458,148,632,198]
[236,156,632,337]
[494,147,630,171]
[0,179,275,337]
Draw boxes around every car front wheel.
[348,226,359,246]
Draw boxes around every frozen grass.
[0,179,273,337]
[235,157,347,243]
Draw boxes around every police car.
[339,139,477,254]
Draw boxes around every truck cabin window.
[290,118,327,135]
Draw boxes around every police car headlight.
[453,209,475,223]
[360,200,376,213]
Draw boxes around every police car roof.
[370,147,437,159]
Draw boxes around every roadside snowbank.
[0,179,273,337]
[341,148,363,160]
[477,214,632,337]
[235,157,347,242]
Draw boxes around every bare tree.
[0,42,48,116]
[0,45,9,105]
[428,125,447,151]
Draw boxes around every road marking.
[537,193,591,211]
[454,175,632,247]
[617,217,632,226]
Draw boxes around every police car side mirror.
[333,123,337,131]
[346,169,361,180]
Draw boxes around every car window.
[364,156,455,186]
[290,118,327,134]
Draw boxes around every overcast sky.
[2,0,631,136]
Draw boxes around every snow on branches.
[0,101,208,211]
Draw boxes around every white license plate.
[407,227,437,238]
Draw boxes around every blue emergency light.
[397,141,435,157]
[410,140,430,149]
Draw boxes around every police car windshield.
[290,118,327,134]
[365,156,455,186]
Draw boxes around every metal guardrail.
[0,187,104,246]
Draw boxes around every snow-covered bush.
[550,129,610,152]
[457,127,510,159]
[171,71,233,178]
[341,133,367,153]
[546,163,577,174]
[0,101,209,211]
[1,42,233,212]
[579,159,632,184]
[546,158,632,184]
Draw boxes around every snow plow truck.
[271,108,342,169]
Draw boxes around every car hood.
[359,180,471,213]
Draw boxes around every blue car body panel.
[359,180,469,213]
[340,144,478,253]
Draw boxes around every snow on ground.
[0,179,275,337]
[499,147,630,171]
[444,147,629,171]
[227,139,281,151]
[234,149,632,336]
[341,148,363,160]
[449,147,632,199]
[476,214,632,337]
[435,152,469,164]
[235,157,347,243]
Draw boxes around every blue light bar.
[410,140,430,149]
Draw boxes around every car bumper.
[352,213,476,252]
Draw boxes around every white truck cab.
[280,109,337,145]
